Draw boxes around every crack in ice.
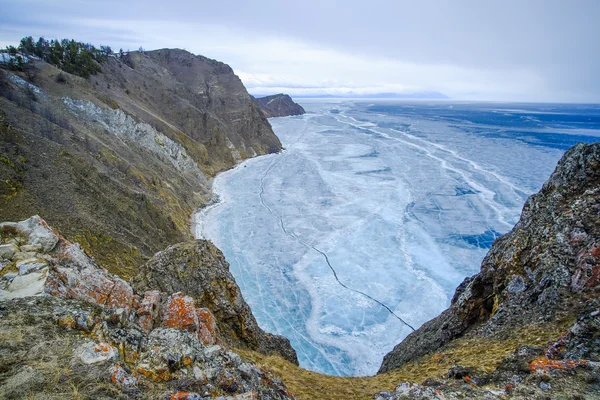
[257,121,416,332]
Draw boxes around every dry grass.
[237,323,566,400]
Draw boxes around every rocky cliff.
[0,49,281,277]
[0,216,296,399]
[373,142,600,398]
[252,94,306,118]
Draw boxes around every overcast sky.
[1,0,598,102]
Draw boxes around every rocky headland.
[252,94,306,118]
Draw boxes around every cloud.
[0,0,598,102]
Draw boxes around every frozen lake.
[194,100,600,376]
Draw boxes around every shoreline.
[191,150,283,240]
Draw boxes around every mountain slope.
[0,49,281,277]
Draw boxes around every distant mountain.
[284,91,449,99]
[252,93,306,118]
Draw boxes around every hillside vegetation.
[0,38,280,277]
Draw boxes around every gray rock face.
[133,240,299,365]
[62,97,207,182]
[0,243,18,260]
[253,94,306,118]
[12,215,59,252]
[379,143,600,374]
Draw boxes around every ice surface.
[194,100,599,376]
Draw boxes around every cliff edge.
[252,94,306,118]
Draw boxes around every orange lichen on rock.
[105,278,135,309]
[529,357,588,374]
[111,364,139,388]
[56,314,77,329]
[94,342,114,353]
[170,393,201,400]
[124,349,139,363]
[196,307,219,345]
[161,292,198,332]
[137,290,161,332]
[136,366,172,382]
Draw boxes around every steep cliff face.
[0,216,296,399]
[102,50,282,168]
[252,94,306,118]
[0,49,281,277]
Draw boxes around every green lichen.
[0,156,14,168]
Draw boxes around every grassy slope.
[238,322,565,400]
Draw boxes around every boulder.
[0,243,18,260]
[15,215,59,252]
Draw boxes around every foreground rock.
[376,143,600,397]
[252,94,306,118]
[133,241,299,365]
[0,216,295,399]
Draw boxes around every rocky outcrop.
[0,216,296,399]
[133,241,299,365]
[0,47,281,277]
[374,310,600,399]
[253,94,306,118]
[376,143,600,396]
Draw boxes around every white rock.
[17,258,48,275]
[0,243,19,260]
[20,244,42,253]
[234,393,259,400]
[62,98,207,183]
[0,268,48,300]
[16,216,59,252]
[203,345,223,358]
[2,272,17,281]
[77,341,117,364]
[12,251,37,261]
